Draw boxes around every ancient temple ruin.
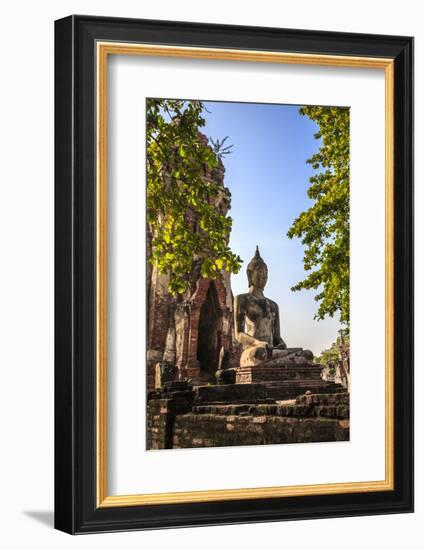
[146,135,349,449]
[147,270,235,388]
[146,134,238,390]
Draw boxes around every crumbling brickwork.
[147,390,349,449]
[146,135,237,390]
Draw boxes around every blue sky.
[202,101,342,356]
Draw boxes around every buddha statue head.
[246,246,268,290]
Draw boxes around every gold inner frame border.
[96,41,394,508]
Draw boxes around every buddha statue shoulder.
[234,247,313,367]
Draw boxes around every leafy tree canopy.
[147,99,242,295]
[315,332,350,366]
[287,106,350,326]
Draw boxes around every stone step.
[193,383,268,404]
[191,382,344,404]
[190,401,349,420]
[267,381,342,388]
[265,383,345,401]
[295,392,350,406]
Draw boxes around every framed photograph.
[54,15,413,533]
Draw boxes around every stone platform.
[234,362,343,400]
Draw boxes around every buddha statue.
[234,247,313,367]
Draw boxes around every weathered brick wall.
[172,413,349,448]
[147,391,194,449]
[147,398,171,450]
[147,393,349,450]
[147,267,176,390]
[146,135,236,391]
[184,278,232,385]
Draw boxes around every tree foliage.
[287,106,350,325]
[209,136,234,160]
[315,332,350,366]
[146,99,242,295]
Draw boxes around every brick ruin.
[147,269,235,389]
[147,136,239,390]
[147,385,349,450]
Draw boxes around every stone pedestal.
[235,362,343,400]
[236,363,322,384]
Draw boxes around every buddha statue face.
[250,264,268,290]
[247,246,268,290]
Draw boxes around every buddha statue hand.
[240,342,271,367]
[274,341,288,350]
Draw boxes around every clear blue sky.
[202,101,341,356]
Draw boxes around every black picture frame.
[55,14,414,534]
